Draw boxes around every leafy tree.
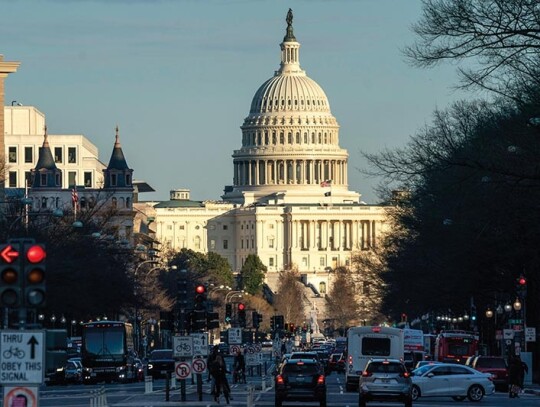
[274,268,305,326]
[206,252,234,287]
[239,254,267,295]
[405,0,540,99]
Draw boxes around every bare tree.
[274,268,306,326]
[405,0,540,99]
[326,267,359,331]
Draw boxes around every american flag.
[71,187,79,205]
[320,179,331,187]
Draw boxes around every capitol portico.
[153,11,390,311]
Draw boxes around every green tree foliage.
[239,254,267,295]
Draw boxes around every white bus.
[345,326,404,391]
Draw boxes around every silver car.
[359,358,412,407]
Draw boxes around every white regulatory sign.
[190,333,209,356]
[191,357,207,374]
[228,328,242,345]
[175,361,192,379]
[525,327,536,342]
[173,336,193,358]
[0,330,45,385]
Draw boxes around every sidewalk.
[523,383,540,396]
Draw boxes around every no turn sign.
[175,361,192,380]
[192,358,207,374]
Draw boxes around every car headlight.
[56,367,64,372]
[148,363,154,369]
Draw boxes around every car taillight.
[348,355,353,365]
[361,371,372,377]
[401,372,410,378]
[276,375,284,385]
[317,375,325,385]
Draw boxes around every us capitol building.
[149,11,389,302]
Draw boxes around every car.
[147,349,174,379]
[411,362,495,402]
[358,358,412,407]
[275,359,327,407]
[328,353,345,373]
[414,360,442,369]
[470,356,508,390]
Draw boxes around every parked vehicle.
[358,359,412,407]
[470,356,508,390]
[411,362,495,402]
[147,349,175,379]
[275,359,327,407]
[345,326,404,391]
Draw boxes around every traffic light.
[252,311,262,329]
[401,313,407,323]
[22,242,46,308]
[176,270,189,310]
[193,285,207,331]
[0,242,22,307]
[289,323,295,333]
[238,303,246,327]
[225,303,232,323]
[518,276,527,286]
[275,315,284,330]
[206,312,219,330]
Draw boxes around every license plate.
[381,379,390,383]
[296,377,305,382]
[91,373,97,377]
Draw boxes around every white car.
[411,363,495,402]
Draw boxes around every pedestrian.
[507,355,523,398]
[233,349,246,384]
[208,345,231,404]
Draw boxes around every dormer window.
[112,197,117,208]
[55,173,61,186]
[111,174,117,186]
[126,174,131,186]
[40,174,47,186]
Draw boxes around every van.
[345,326,404,391]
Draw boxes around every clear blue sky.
[1,0,465,203]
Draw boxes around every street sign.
[190,332,209,356]
[228,328,242,345]
[191,357,207,374]
[3,385,39,407]
[229,344,241,355]
[503,329,515,340]
[0,330,44,385]
[173,335,193,358]
[175,361,192,379]
[525,327,536,342]
[245,352,262,366]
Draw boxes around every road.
[36,372,539,407]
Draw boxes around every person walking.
[508,355,523,398]
[208,346,230,404]
[233,349,246,384]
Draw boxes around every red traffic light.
[26,245,46,263]
[195,285,206,294]
[238,303,245,311]
[518,276,527,285]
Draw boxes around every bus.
[345,326,404,391]
[434,330,479,364]
[81,320,137,383]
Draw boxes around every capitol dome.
[222,10,360,205]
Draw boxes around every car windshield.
[476,358,506,368]
[290,353,318,360]
[331,354,341,362]
[150,350,172,359]
[366,362,405,374]
[283,363,319,375]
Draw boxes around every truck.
[403,328,425,369]
[345,326,404,391]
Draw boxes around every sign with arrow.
[0,245,19,263]
[0,330,45,384]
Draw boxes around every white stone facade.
[4,106,106,189]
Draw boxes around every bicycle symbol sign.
[192,358,207,374]
[175,361,192,379]
[3,347,25,359]
[173,335,193,357]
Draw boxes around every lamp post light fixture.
[50,314,57,328]
[485,309,494,319]
[513,298,522,311]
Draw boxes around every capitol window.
[320,257,325,266]
[269,258,274,267]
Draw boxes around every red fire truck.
[435,330,479,364]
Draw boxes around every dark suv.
[275,359,327,407]
[359,359,412,407]
[147,349,174,379]
[471,356,508,390]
